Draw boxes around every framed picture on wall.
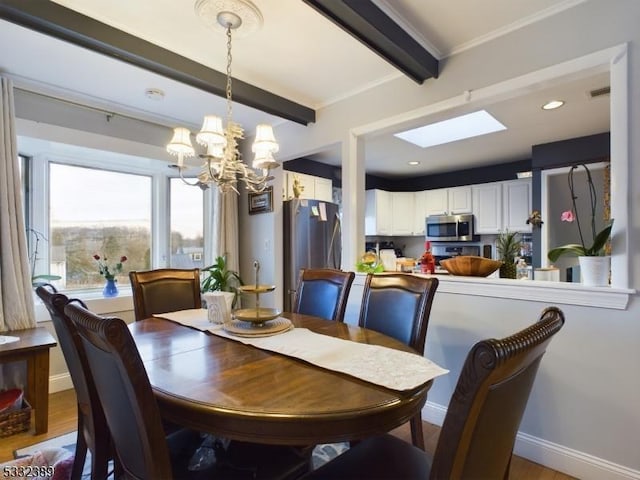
[248,187,273,215]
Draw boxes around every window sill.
[353,273,634,310]
[34,288,134,322]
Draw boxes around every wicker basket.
[0,399,31,437]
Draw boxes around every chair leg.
[90,436,111,480]
[71,429,87,480]
[410,413,425,451]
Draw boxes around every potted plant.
[201,255,243,307]
[496,230,521,279]
[547,164,613,286]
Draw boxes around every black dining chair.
[35,284,113,480]
[129,268,202,321]
[292,268,355,322]
[358,273,439,450]
[64,302,312,480]
[302,306,566,480]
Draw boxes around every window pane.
[170,178,204,269]
[49,163,151,290]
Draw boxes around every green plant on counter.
[356,251,385,274]
[496,230,521,279]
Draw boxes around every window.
[169,178,204,269]
[48,163,152,290]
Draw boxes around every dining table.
[128,311,440,446]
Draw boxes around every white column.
[341,130,365,271]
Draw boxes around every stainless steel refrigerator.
[283,198,342,311]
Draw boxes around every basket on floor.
[0,400,31,437]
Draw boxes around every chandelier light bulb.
[253,150,279,170]
[252,124,279,154]
[196,115,226,148]
[166,127,195,168]
[206,143,225,159]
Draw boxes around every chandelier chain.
[225,24,233,125]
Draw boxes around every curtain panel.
[0,76,36,333]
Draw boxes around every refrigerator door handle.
[327,212,341,269]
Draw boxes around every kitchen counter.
[348,272,631,311]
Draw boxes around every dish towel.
[154,309,448,391]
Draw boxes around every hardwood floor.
[1,389,576,479]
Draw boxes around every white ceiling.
[1,0,609,178]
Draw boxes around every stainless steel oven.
[426,214,476,242]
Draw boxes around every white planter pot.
[202,291,235,324]
[578,256,611,287]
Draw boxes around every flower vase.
[578,256,610,287]
[103,278,119,298]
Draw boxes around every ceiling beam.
[302,0,438,84]
[0,0,315,125]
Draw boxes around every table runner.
[153,309,448,391]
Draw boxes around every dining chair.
[302,306,566,480]
[358,273,439,450]
[35,284,112,480]
[64,302,312,480]
[292,268,355,322]
[129,268,202,321]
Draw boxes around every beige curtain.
[212,188,239,272]
[0,76,36,333]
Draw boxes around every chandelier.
[166,0,279,194]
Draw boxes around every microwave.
[426,214,476,242]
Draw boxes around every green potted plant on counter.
[496,230,521,279]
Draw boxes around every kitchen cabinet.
[390,192,415,235]
[472,182,503,234]
[283,171,333,202]
[448,186,473,214]
[502,179,532,232]
[314,177,333,203]
[424,189,448,216]
[413,190,428,235]
[425,187,472,216]
[472,179,531,234]
[365,189,392,235]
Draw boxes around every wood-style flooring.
[1,389,576,479]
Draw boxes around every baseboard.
[514,432,640,480]
[422,402,640,480]
[49,373,73,393]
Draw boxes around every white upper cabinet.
[472,179,532,234]
[424,189,449,216]
[413,191,428,235]
[472,182,503,234]
[425,186,472,216]
[314,177,333,203]
[502,179,532,232]
[283,171,333,203]
[365,189,392,236]
[448,186,473,214]
[390,192,415,235]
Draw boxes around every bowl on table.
[440,256,503,277]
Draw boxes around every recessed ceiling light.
[542,100,564,110]
[394,110,507,148]
[408,161,420,166]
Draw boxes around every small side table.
[0,327,57,434]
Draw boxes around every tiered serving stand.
[225,261,291,336]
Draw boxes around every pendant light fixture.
[166,0,279,193]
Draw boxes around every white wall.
[242,1,640,478]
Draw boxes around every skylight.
[394,110,507,148]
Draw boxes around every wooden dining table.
[128,312,434,446]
